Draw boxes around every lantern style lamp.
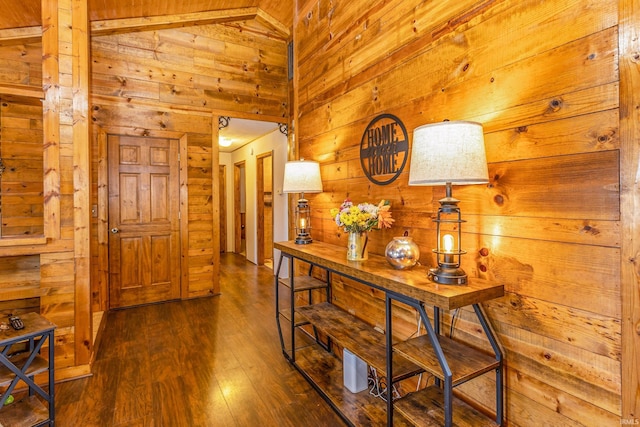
[282,159,323,244]
[408,121,489,285]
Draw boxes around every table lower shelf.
[0,395,49,427]
[294,345,413,427]
[0,355,49,388]
[395,386,498,427]
[296,302,423,383]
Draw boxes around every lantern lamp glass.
[294,198,312,244]
[428,192,468,284]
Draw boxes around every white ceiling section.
[218,118,281,153]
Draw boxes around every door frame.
[97,128,189,309]
[233,161,245,255]
[256,151,273,266]
[219,164,227,253]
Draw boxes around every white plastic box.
[343,348,368,393]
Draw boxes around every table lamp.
[408,121,489,285]
[282,159,323,244]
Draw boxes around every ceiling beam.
[91,7,289,37]
[0,8,291,44]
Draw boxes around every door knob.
[111,227,120,234]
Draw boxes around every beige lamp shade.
[282,159,323,193]
[408,121,489,186]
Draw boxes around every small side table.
[0,312,56,427]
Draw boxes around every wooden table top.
[0,312,56,345]
[275,240,504,310]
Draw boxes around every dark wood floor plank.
[55,253,346,427]
[152,375,196,426]
[112,382,151,425]
[75,357,119,425]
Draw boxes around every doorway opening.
[234,161,246,256]
[219,164,227,253]
[256,151,274,269]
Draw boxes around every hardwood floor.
[55,253,346,426]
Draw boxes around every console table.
[0,312,56,427]
[275,240,504,426]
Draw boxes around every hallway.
[55,253,344,426]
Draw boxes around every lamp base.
[428,266,467,285]
[294,234,313,244]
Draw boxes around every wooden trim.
[179,134,190,299]
[619,0,640,418]
[234,161,245,254]
[51,365,92,383]
[97,129,109,311]
[256,151,274,266]
[209,108,286,125]
[92,94,286,124]
[256,154,265,265]
[0,236,47,247]
[41,0,60,240]
[0,239,73,257]
[92,94,212,116]
[91,311,107,364]
[219,165,227,253]
[0,26,41,46]
[211,125,221,294]
[91,7,289,38]
[72,0,92,366]
[288,7,299,244]
[93,126,186,140]
[254,9,291,38]
[0,83,44,100]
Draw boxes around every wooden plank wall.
[0,0,92,380]
[89,19,289,309]
[0,5,289,380]
[0,41,43,239]
[294,0,628,424]
[0,100,44,237]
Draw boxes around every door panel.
[109,135,180,309]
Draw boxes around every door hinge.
[178,211,181,219]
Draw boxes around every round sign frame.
[359,113,409,185]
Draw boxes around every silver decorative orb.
[385,236,420,270]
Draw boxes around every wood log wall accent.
[294,0,634,424]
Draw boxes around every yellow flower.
[330,198,393,233]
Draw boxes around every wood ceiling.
[0,0,293,31]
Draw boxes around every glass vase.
[347,231,368,261]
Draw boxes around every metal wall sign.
[359,113,409,185]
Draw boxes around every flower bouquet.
[330,199,394,260]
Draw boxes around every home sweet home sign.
[359,113,409,185]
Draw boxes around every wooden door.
[108,135,180,309]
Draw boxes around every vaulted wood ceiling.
[0,0,293,30]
